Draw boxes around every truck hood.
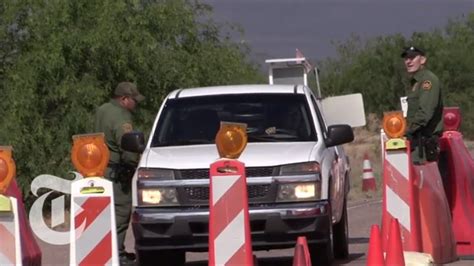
[144,142,318,169]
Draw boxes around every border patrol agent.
[94,81,145,265]
[401,46,443,164]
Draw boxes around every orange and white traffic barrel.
[380,112,421,252]
[208,122,254,266]
[0,195,22,265]
[0,146,22,265]
[380,111,458,264]
[69,134,118,265]
[70,178,118,265]
[208,159,253,266]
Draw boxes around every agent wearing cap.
[94,81,145,265]
[401,46,443,164]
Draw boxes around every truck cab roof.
[166,84,307,99]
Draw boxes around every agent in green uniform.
[95,81,145,265]
[401,46,443,164]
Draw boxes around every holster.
[108,163,136,194]
[423,135,440,162]
[410,132,439,162]
[418,136,424,159]
[108,163,136,182]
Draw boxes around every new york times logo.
[29,172,84,245]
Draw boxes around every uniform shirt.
[94,99,139,166]
[406,68,443,137]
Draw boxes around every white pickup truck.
[122,57,365,265]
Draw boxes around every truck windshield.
[151,93,316,147]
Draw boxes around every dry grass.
[465,140,474,151]
[344,114,383,201]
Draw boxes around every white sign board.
[321,93,366,127]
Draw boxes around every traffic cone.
[367,224,384,265]
[293,245,306,266]
[292,236,311,266]
[385,218,405,266]
[362,153,376,192]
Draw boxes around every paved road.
[38,199,378,265]
[34,199,376,265]
[37,198,474,265]
[184,199,382,266]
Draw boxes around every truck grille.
[177,167,274,179]
[183,185,271,201]
[176,167,275,204]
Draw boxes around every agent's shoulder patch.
[121,123,133,133]
[422,80,432,90]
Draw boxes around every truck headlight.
[277,182,321,202]
[139,188,178,206]
[137,168,174,180]
[279,162,320,175]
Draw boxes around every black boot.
[119,251,136,266]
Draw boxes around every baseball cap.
[114,82,145,102]
[401,46,425,58]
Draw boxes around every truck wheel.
[333,198,349,259]
[309,238,334,265]
[309,215,334,265]
[137,250,185,266]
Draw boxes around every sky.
[204,0,474,65]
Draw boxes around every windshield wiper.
[155,139,214,146]
[248,134,299,142]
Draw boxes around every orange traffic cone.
[293,236,311,266]
[385,218,405,266]
[293,245,306,266]
[367,224,384,266]
[362,153,376,192]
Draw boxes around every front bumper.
[132,201,331,252]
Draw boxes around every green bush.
[0,0,264,207]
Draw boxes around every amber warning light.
[382,111,406,139]
[215,122,248,159]
[0,146,16,195]
[71,133,110,178]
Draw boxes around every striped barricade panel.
[70,177,118,266]
[0,196,22,265]
[208,159,253,266]
[381,139,421,252]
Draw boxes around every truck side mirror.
[324,124,354,147]
[121,131,145,153]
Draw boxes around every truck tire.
[333,198,349,259]
[137,250,185,266]
[309,214,334,265]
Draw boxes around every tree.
[319,13,474,137]
[0,0,264,203]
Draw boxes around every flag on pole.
[295,48,313,73]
